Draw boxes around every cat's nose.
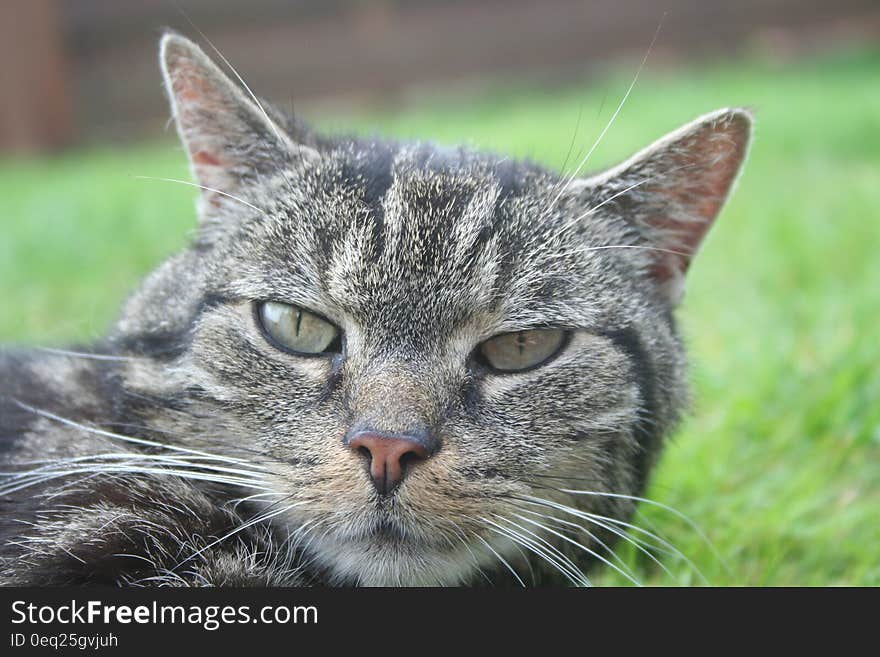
[347,430,437,495]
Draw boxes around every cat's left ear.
[159,33,315,199]
[581,108,752,305]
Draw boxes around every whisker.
[2,452,267,481]
[9,399,269,470]
[172,499,306,571]
[570,176,651,221]
[518,495,705,584]
[32,347,136,362]
[482,515,589,587]
[550,487,726,571]
[445,521,494,586]
[578,511,678,573]
[175,19,288,153]
[544,15,665,215]
[519,493,674,558]
[558,104,584,176]
[470,532,526,587]
[0,466,271,497]
[133,175,263,214]
[491,513,592,587]
[512,511,639,585]
[479,520,577,586]
[532,504,674,579]
[173,12,303,196]
[226,492,282,512]
[546,159,705,256]
[584,510,705,583]
[512,506,642,583]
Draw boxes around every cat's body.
[0,35,750,586]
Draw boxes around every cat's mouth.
[366,518,410,542]
[354,509,436,546]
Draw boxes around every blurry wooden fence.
[1,0,878,152]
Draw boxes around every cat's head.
[114,34,750,585]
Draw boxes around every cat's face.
[114,35,750,585]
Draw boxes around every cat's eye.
[477,329,567,373]
[256,301,341,355]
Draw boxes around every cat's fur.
[0,34,751,586]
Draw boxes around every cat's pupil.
[479,329,567,372]
[257,301,339,355]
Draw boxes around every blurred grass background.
[1,45,878,585]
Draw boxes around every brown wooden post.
[0,0,74,153]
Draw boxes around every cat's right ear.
[159,33,315,199]
[574,108,752,306]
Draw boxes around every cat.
[0,33,751,586]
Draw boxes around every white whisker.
[511,508,642,586]
[176,21,288,153]
[491,514,592,587]
[32,347,136,362]
[519,495,706,584]
[552,17,664,203]
[133,175,263,213]
[551,487,726,571]
[2,452,267,481]
[0,466,271,497]
[479,515,588,586]
[480,520,572,585]
[471,532,526,587]
[9,399,268,470]
[172,500,307,571]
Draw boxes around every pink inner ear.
[192,148,228,206]
[191,149,228,208]
[193,150,222,167]
[643,124,749,282]
[644,186,723,281]
[167,61,242,199]
[166,55,235,178]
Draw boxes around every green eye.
[478,329,567,372]
[257,301,341,355]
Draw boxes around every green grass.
[2,46,878,585]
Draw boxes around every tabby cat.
[0,34,750,586]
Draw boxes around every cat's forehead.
[300,139,569,252]
[325,139,551,206]
[221,140,612,341]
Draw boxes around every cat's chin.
[296,523,493,586]
[315,539,480,586]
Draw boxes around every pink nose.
[348,431,433,495]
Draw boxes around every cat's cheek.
[269,447,367,505]
[273,356,334,381]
